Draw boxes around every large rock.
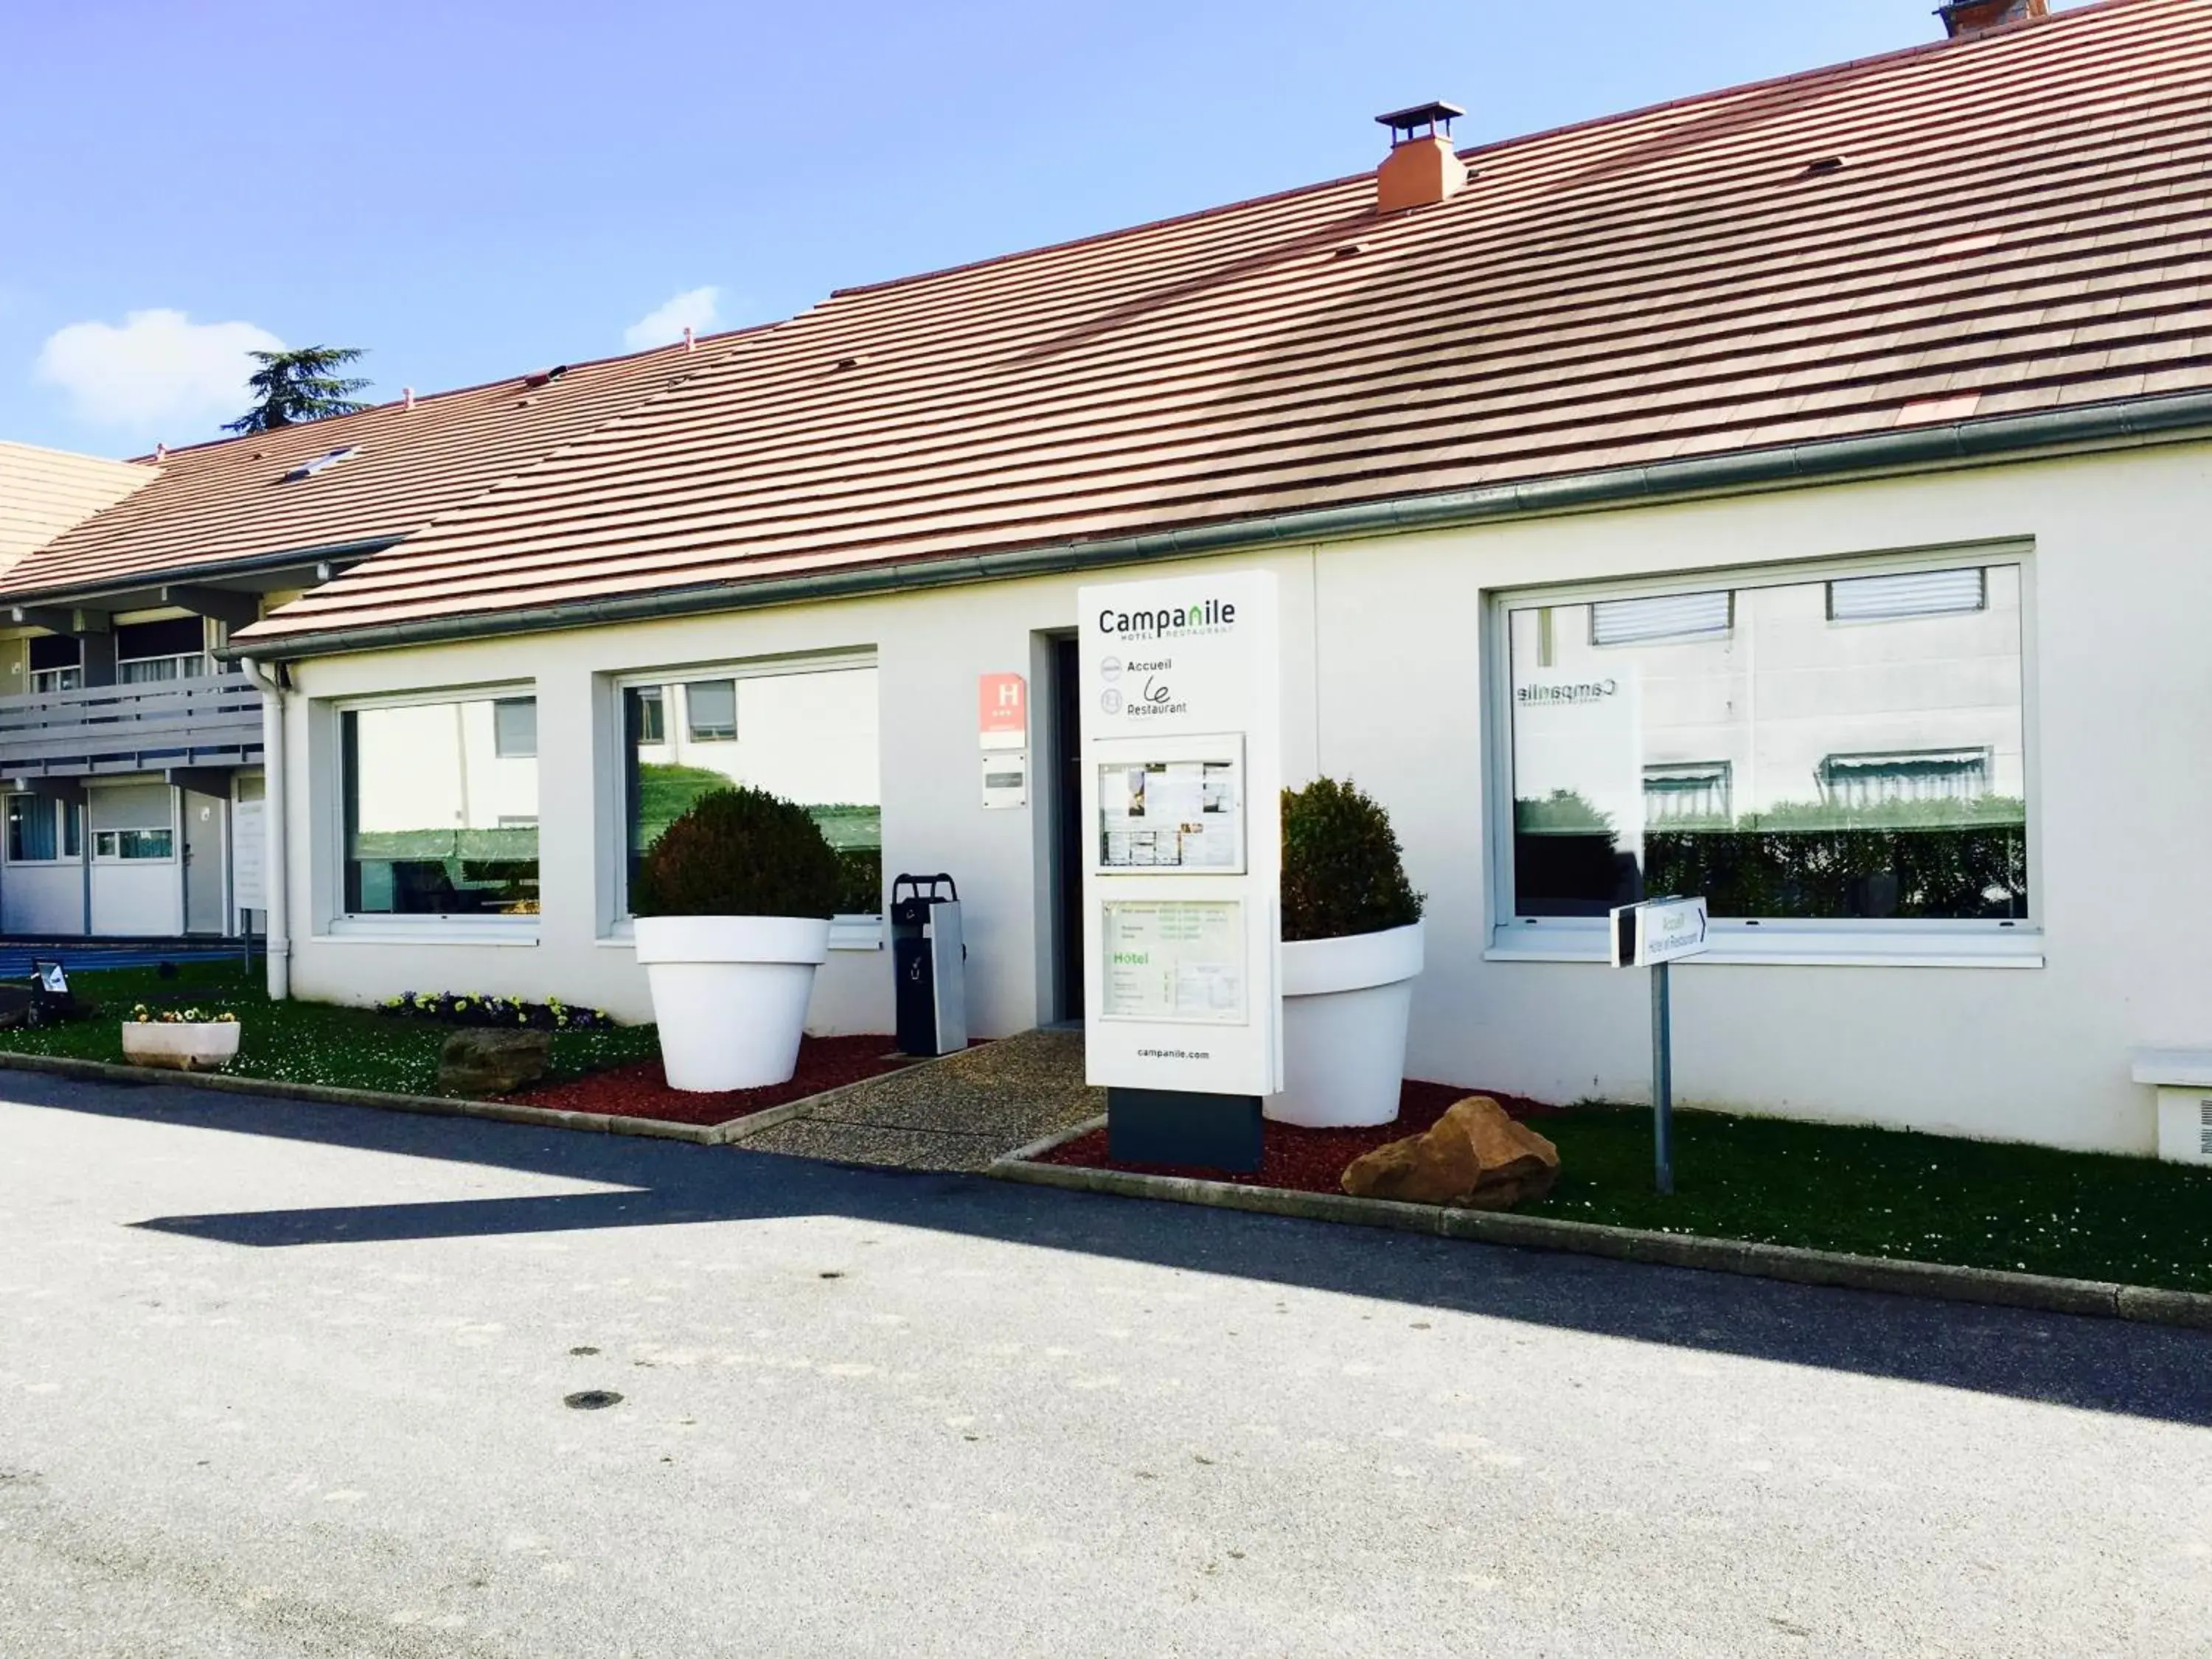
[437,1028,552,1097]
[1340,1096,1560,1210]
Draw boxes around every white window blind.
[1829,567,1986,622]
[1591,591,1732,646]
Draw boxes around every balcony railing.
[0,670,263,782]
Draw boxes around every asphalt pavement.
[3,1072,2209,1658]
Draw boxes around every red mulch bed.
[512,1034,911,1128]
[1036,1079,1560,1192]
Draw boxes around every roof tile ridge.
[826,174,1376,303]
[125,320,782,465]
[0,438,150,470]
[824,0,2135,310]
[1447,0,2138,172]
[326,315,810,562]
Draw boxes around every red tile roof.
[229,0,2212,646]
[1,335,759,603]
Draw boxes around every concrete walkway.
[736,1029,1099,1171]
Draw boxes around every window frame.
[4,796,81,864]
[600,651,883,950]
[87,785,177,866]
[322,682,542,942]
[1484,541,2042,968]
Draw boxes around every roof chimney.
[1937,0,2046,38]
[402,386,416,411]
[1374,101,1467,212]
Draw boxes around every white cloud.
[622,286,720,352]
[34,308,284,431]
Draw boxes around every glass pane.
[493,698,538,759]
[627,667,881,914]
[7,797,54,862]
[684,679,737,741]
[116,829,173,860]
[61,801,80,858]
[345,701,540,915]
[1510,566,2028,920]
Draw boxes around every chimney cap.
[1376,101,1464,145]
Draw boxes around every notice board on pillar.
[1079,571,1282,1098]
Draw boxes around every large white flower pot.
[633,915,831,1092]
[122,1022,241,1071]
[1267,921,1425,1129]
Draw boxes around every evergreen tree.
[223,346,371,434]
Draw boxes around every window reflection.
[625,667,881,917]
[343,700,540,915]
[1510,566,2028,921]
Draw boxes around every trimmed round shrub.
[631,786,843,919]
[1281,777,1424,943]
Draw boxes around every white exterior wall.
[3,863,81,934]
[278,440,2212,1155]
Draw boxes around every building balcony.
[0,669,262,785]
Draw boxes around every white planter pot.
[633,914,831,1092]
[122,1022,241,1071]
[1267,921,1425,1129]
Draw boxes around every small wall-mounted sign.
[978,672,1028,751]
[981,750,1028,810]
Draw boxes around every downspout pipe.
[238,655,289,1001]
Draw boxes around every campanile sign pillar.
[1078,571,1283,1171]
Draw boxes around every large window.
[343,697,540,916]
[116,617,208,685]
[6,796,81,862]
[29,634,80,695]
[89,785,174,861]
[622,664,880,917]
[1506,560,2028,925]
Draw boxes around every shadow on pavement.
[13,1071,2212,1429]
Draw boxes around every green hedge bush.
[631,786,844,919]
[1281,778,1424,943]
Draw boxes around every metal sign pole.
[1652,959,1674,1196]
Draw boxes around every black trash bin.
[891,873,967,1057]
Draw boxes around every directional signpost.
[1610,895,1711,1195]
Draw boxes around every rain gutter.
[1,537,402,616]
[218,390,2212,664]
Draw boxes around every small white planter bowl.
[1267,920,1425,1129]
[633,914,831,1092]
[121,1021,242,1071]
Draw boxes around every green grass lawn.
[1523,1105,2212,1293]
[0,960,659,1097]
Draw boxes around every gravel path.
[737,1029,1099,1171]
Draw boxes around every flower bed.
[1038,1079,1559,1189]
[378,991,614,1032]
[509,1034,911,1127]
[1037,1082,2212,1294]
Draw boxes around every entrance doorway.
[181,790,226,936]
[1048,634,1084,1022]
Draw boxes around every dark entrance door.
[1050,634,1084,1022]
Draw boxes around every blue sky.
[0,0,2032,456]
